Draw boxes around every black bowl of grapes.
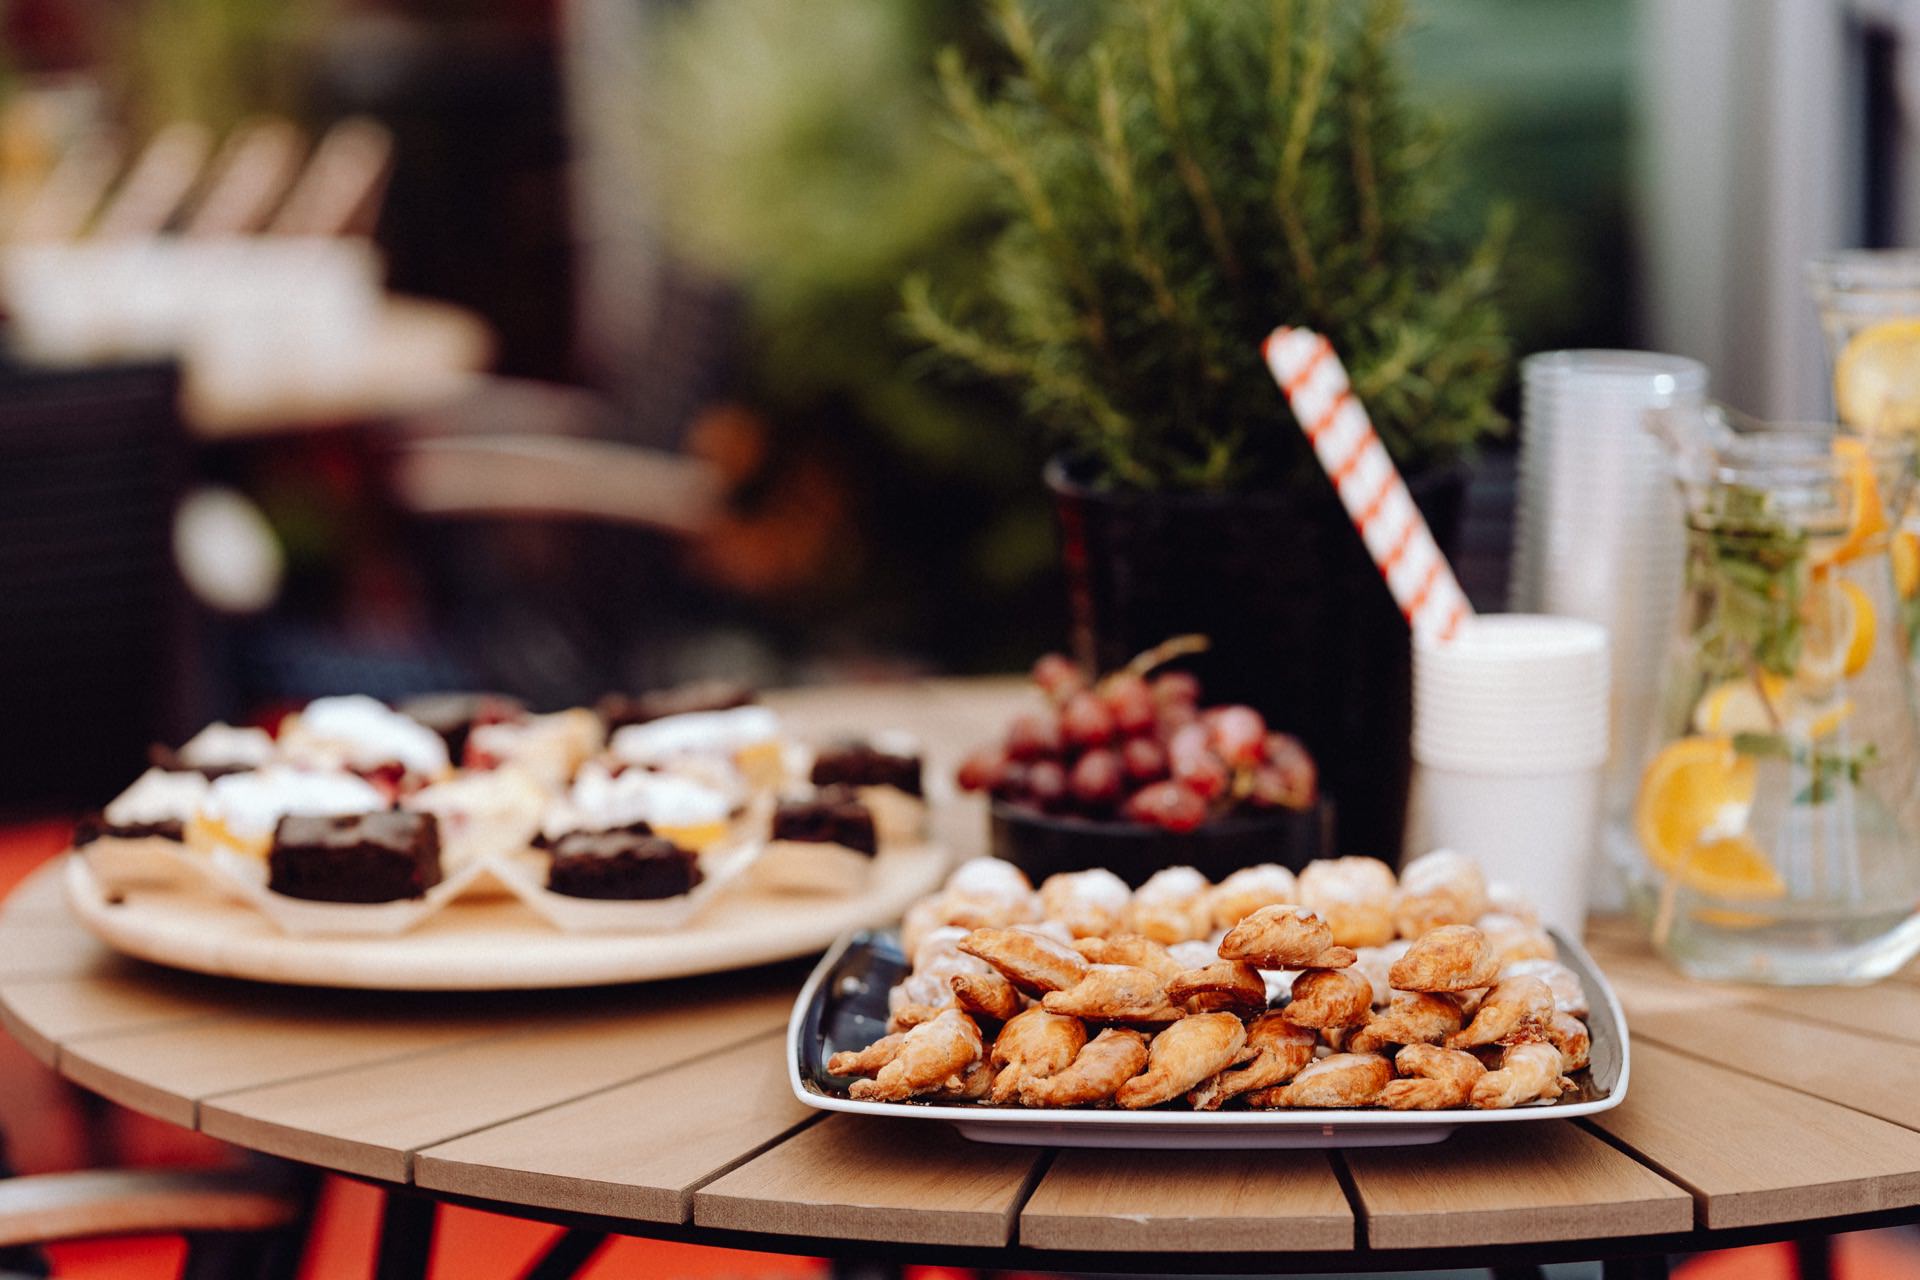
[957,641,1335,887]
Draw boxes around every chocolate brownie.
[598,680,756,730]
[545,830,703,900]
[397,692,527,759]
[809,740,923,797]
[268,811,443,903]
[772,787,878,857]
[73,814,184,846]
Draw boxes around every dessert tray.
[65,841,951,990]
[790,923,1627,1148]
[64,687,952,990]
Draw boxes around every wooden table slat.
[693,1115,1041,1248]
[1019,1148,1352,1253]
[0,973,256,1067]
[0,860,73,922]
[60,1000,531,1129]
[199,988,792,1183]
[1605,948,1920,1043]
[1587,1040,1920,1229]
[414,1032,813,1224]
[1587,932,1920,1047]
[0,921,113,981]
[1342,1122,1694,1250]
[1618,990,1920,1134]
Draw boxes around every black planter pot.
[1048,457,1469,861]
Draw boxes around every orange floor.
[3,820,1916,1279]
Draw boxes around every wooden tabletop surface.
[5,680,1920,1270]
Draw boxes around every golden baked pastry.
[987,1007,1087,1104]
[828,1032,905,1078]
[1125,866,1214,943]
[1471,1038,1573,1109]
[1446,975,1554,1050]
[1376,1044,1486,1110]
[950,970,1023,1022]
[1388,924,1502,992]
[1297,856,1398,947]
[1254,1052,1394,1108]
[1476,911,1556,966]
[1205,863,1299,931]
[959,927,1090,995]
[1217,904,1356,970]
[1188,1012,1315,1110]
[848,1009,985,1102]
[1116,1012,1249,1109]
[1039,869,1133,939]
[1041,964,1186,1023]
[1165,959,1269,1018]
[1070,934,1185,982]
[1348,991,1465,1054]
[1546,1010,1592,1072]
[1282,967,1375,1030]
[1389,849,1488,937]
[1018,1027,1149,1107]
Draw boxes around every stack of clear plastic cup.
[1407,614,1611,936]
[1509,351,1707,907]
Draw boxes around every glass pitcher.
[1631,407,1920,983]
[1807,251,1920,660]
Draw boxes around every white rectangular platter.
[788,925,1628,1149]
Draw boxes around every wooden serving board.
[62,843,951,991]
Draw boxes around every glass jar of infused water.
[1808,251,1920,664]
[1632,408,1920,983]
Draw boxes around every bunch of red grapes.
[957,655,1318,832]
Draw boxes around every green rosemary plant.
[904,0,1512,491]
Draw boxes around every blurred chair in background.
[0,1153,315,1280]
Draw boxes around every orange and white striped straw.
[1262,325,1472,644]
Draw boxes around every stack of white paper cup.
[1508,351,1705,909]
[1407,614,1611,936]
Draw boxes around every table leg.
[1793,1235,1835,1280]
[1602,1256,1671,1280]
[518,1229,607,1280]
[374,1192,436,1280]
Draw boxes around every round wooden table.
[5,681,1920,1277]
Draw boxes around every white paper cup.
[1415,614,1610,674]
[1405,762,1602,936]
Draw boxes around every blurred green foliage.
[112,0,324,133]
[653,1,1015,485]
[904,0,1512,491]
[647,0,1630,648]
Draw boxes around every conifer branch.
[1143,0,1241,284]
[1349,0,1402,263]
[936,47,1111,356]
[902,276,1150,487]
[1269,0,1294,122]
[1093,49,1180,323]
[1274,0,1332,311]
[990,0,1070,125]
